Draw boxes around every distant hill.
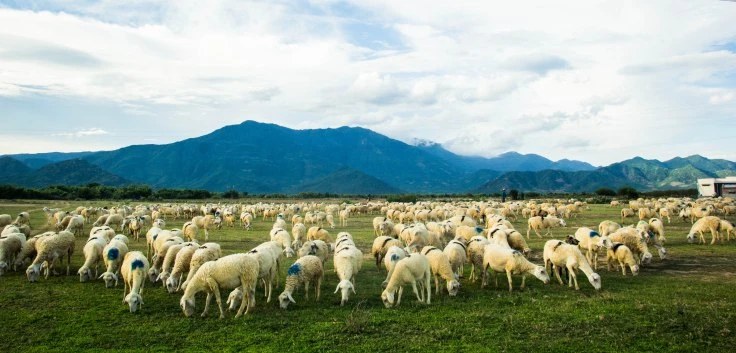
[9,151,95,168]
[290,167,403,194]
[0,157,130,188]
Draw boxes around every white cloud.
[0,1,735,166]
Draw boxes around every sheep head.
[532,266,550,284]
[381,289,396,308]
[125,292,144,313]
[227,288,243,311]
[78,267,93,283]
[334,279,355,306]
[630,264,640,276]
[100,272,118,288]
[446,279,460,297]
[686,233,697,244]
[278,292,296,309]
[587,272,602,290]
[0,262,7,276]
[180,297,195,317]
[165,276,179,294]
[148,267,159,283]
[26,264,41,282]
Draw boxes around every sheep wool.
[278,255,323,309]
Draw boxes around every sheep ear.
[351,285,356,294]
[287,293,296,304]
[334,284,341,294]
[98,273,105,279]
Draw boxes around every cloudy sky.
[1,0,735,166]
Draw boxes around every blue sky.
[1,0,736,166]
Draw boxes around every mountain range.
[2,120,735,194]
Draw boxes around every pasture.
[1,199,735,352]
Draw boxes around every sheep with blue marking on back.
[121,251,149,313]
[278,255,324,309]
[382,246,408,284]
[455,225,486,243]
[574,227,611,271]
[372,236,402,269]
[100,237,129,288]
[543,240,601,290]
[381,253,432,308]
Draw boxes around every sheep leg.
[411,281,423,303]
[553,265,564,285]
[434,274,440,295]
[316,276,321,301]
[397,287,404,306]
[567,264,579,290]
[710,228,718,245]
[425,271,432,304]
[619,260,627,276]
[235,284,249,318]
[506,270,514,292]
[304,280,310,301]
[202,292,213,318]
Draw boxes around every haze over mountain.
[2,120,735,194]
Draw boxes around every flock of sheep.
[0,195,734,318]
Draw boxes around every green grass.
[1,200,735,352]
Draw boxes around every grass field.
[1,200,735,352]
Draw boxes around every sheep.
[104,214,124,231]
[240,212,253,230]
[455,225,486,243]
[13,211,30,227]
[77,235,107,282]
[620,208,635,222]
[89,226,115,242]
[145,224,164,260]
[720,220,734,242]
[687,216,722,245]
[404,224,430,253]
[64,215,85,237]
[14,232,52,269]
[0,214,12,228]
[371,236,402,268]
[648,217,666,243]
[606,243,639,276]
[608,228,653,264]
[0,232,26,275]
[158,242,197,287]
[149,236,184,283]
[297,240,330,265]
[420,246,460,296]
[333,244,363,306]
[598,220,621,237]
[526,216,566,239]
[443,238,467,279]
[481,243,550,292]
[26,231,75,282]
[306,226,331,243]
[448,215,477,227]
[180,254,259,318]
[505,229,532,256]
[100,238,129,288]
[166,242,200,293]
[273,214,287,230]
[658,207,672,223]
[382,246,408,278]
[467,236,490,282]
[325,214,336,229]
[334,231,354,249]
[339,209,349,227]
[381,253,432,308]
[638,207,654,221]
[573,227,611,271]
[291,223,307,250]
[181,243,222,290]
[120,251,150,313]
[372,217,391,236]
[245,241,283,303]
[270,228,295,258]
[191,215,216,241]
[181,221,199,242]
[278,255,324,309]
[542,240,601,290]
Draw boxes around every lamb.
[180,254,259,318]
[371,236,402,268]
[526,216,566,239]
[467,236,490,282]
[608,228,653,264]
[542,240,601,290]
[481,243,550,292]
[598,220,621,237]
[77,235,107,282]
[0,232,26,275]
[26,231,75,282]
[420,246,460,296]
[573,227,611,270]
[181,242,222,290]
[166,242,201,293]
[278,255,324,309]
[270,228,295,258]
[291,223,307,250]
[443,238,467,279]
[100,238,129,288]
[306,226,331,243]
[686,216,722,245]
[606,243,639,276]
[380,253,432,307]
[333,244,363,306]
[121,251,150,313]
[297,240,330,265]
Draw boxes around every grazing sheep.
[382,246,408,281]
[543,240,601,290]
[145,225,164,261]
[180,254,259,318]
[404,224,430,253]
[245,241,284,303]
[297,240,330,265]
[333,244,363,306]
[371,236,402,268]
[77,235,107,282]
[14,232,52,269]
[278,255,324,309]
[381,253,432,308]
[448,215,477,227]
[273,214,287,230]
[121,251,150,313]
[0,214,12,228]
[92,215,109,228]
[100,238,129,288]
[181,243,222,290]
[573,227,611,271]
[158,242,196,287]
[104,214,124,232]
[65,215,85,237]
[658,208,672,223]
[526,216,566,239]
[420,246,460,296]
[455,225,486,243]
[638,207,654,221]
[26,231,75,282]
[372,217,391,236]
[192,215,216,241]
[0,232,26,275]
[481,243,550,292]
[240,212,253,230]
[307,227,331,243]
[608,228,653,264]
[606,243,639,276]
[89,226,115,242]
[720,220,734,242]
[505,229,532,256]
[325,214,336,229]
[442,238,467,279]
[620,208,635,223]
[181,221,199,242]
[648,218,666,243]
[149,236,184,283]
[13,211,30,227]
[686,216,722,245]
[128,216,144,242]
[166,242,201,293]
[270,228,295,258]
[291,223,307,250]
[467,236,490,282]
[598,220,621,237]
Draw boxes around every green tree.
[509,189,520,200]
[595,188,616,196]
[617,187,639,199]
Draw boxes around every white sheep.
[542,240,601,290]
[481,243,550,292]
[273,214,287,230]
[687,216,722,245]
[420,246,460,296]
[574,227,611,271]
[14,232,53,269]
[333,244,363,306]
[240,212,253,230]
[608,228,653,264]
[326,214,336,229]
[89,226,115,242]
[606,243,639,276]
[121,251,150,313]
[26,231,75,282]
[0,232,26,275]
[505,229,532,256]
[381,253,432,308]
[0,214,12,228]
[270,228,295,258]
[291,223,307,250]
[598,220,621,237]
[104,213,124,231]
[100,238,129,288]
[455,225,486,243]
[166,242,201,293]
[278,255,324,309]
[720,220,734,242]
[467,236,490,282]
[92,215,109,227]
[181,243,222,290]
[297,240,330,265]
[180,253,259,318]
[382,245,408,277]
[149,236,184,283]
[526,216,566,239]
[307,226,331,243]
[181,221,199,242]
[65,215,85,237]
[246,241,284,303]
[13,211,30,227]
[77,235,107,282]
[158,241,197,287]
[371,236,402,269]
[442,238,467,279]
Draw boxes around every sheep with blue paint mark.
[454,225,486,243]
[121,251,149,313]
[100,238,129,288]
[372,236,402,269]
[574,227,611,270]
[78,234,107,282]
[278,255,323,309]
